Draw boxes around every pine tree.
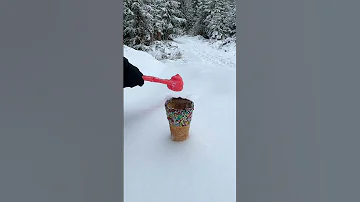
[123,0,236,49]
[160,0,186,40]
[177,0,192,32]
[226,4,236,37]
[186,0,200,34]
[202,0,235,39]
[124,0,135,45]
[193,0,211,37]
[123,0,155,49]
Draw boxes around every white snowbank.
[147,41,183,61]
[124,45,166,77]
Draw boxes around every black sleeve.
[123,57,131,78]
[123,57,144,88]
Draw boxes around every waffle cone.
[165,97,194,142]
[170,124,190,141]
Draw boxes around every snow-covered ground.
[124,36,236,202]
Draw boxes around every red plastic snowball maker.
[142,74,184,92]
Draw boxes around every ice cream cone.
[165,97,194,141]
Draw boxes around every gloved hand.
[123,57,144,88]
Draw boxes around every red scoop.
[142,74,183,92]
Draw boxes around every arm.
[123,57,144,88]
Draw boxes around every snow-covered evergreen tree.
[123,0,236,49]
[177,0,192,32]
[202,0,236,39]
[226,4,236,37]
[159,0,186,39]
[123,0,134,45]
[192,0,210,37]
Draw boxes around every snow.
[124,36,236,202]
[147,41,183,60]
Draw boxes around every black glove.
[123,57,144,88]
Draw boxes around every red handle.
[142,75,171,85]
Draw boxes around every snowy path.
[124,36,236,202]
[173,36,236,69]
